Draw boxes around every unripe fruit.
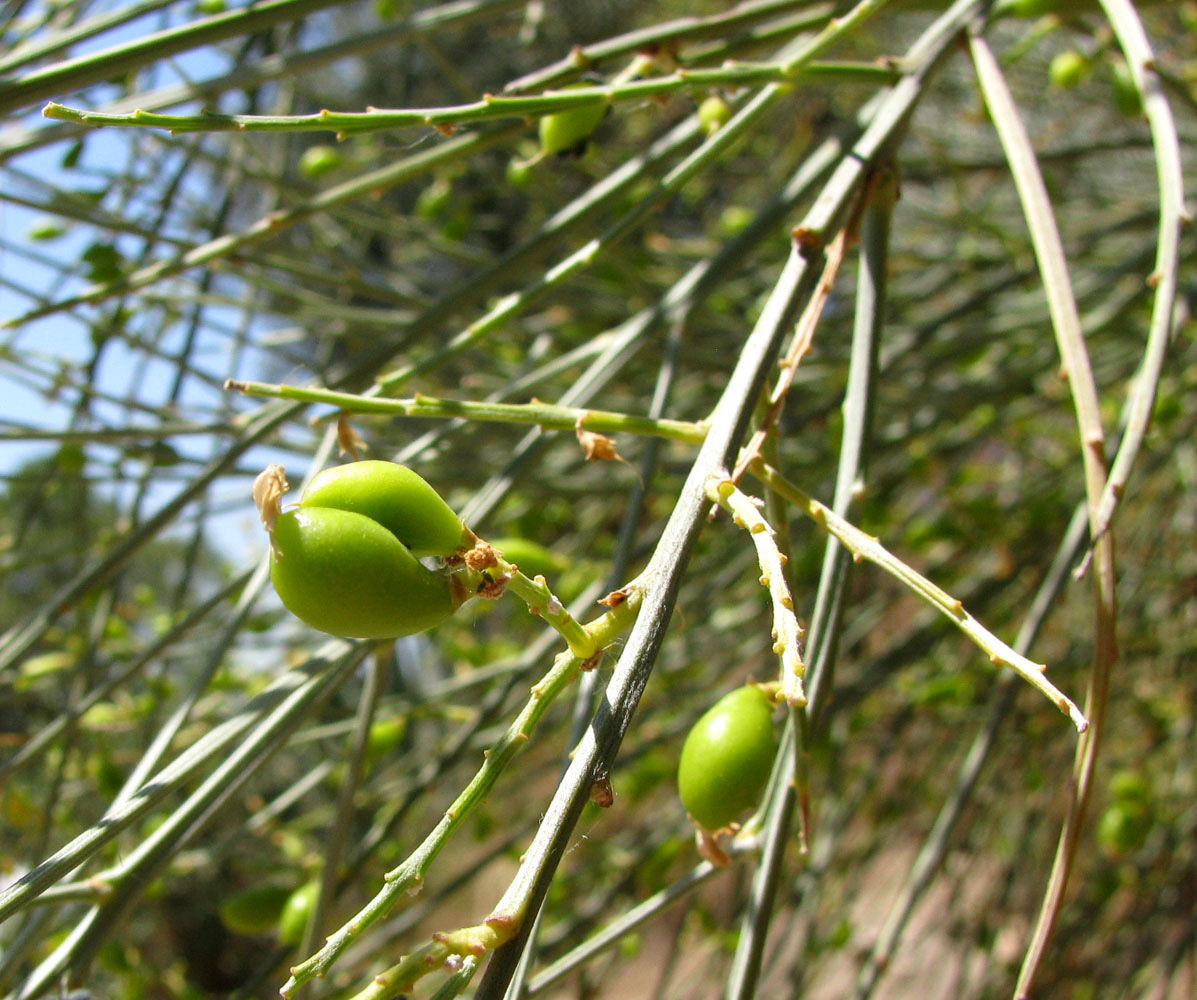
[678,685,776,831]
[1050,51,1090,89]
[299,460,467,558]
[415,177,453,220]
[257,462,466,639]
[697,95,732,136]
[28,217,66,241]
[538,93,606,157]
[271,507,455,639]
[278,881,319,946]
[506,157,534,188]
[1097,801,1152,856]
[1002,0,1061,16]
[1109,770,1151,806]
[299,144,344,179]
[219,885,292,937]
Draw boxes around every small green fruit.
[299,144,344,179]
[367,715,407,760]
[505,156,534,188]
[278,882,319,946]
[538,92,606,157]
[678,685,777,831]
[415,177,453,219]
[299,460,466,558]
[1050,51,1090,89]
[258,462,466,639]
[1097,801,1152,856]
[28,217,66,241]
[1109,770,1151,806]
[697,95,732,136]
[1002,0,1061,16]
[270,507,455,639]
[219,885,292,937]
[718,205,754,237]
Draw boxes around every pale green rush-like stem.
[280,587,643,995]
[706,473,807,706]
[3,123,525,329]
[449,552,601,663]
[968,25,1118,1000]
[7,641,370,999]
[749,459,1089,733]
[1085,0,1186,553]
[223,378,703,443]
[1,0,522,158]
[503,0,833,93]
[224,379,709,445]
[471,6,969,996]
[370,0,896,402]
[0,0,351,116]
[496,565,602,664]
[42,61,898,134]
[342,934,486,1000]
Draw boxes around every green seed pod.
[1109,769,1152,807]
[219,885,292,937]
[299,144,345,179]
[1001,0,1061,16]
[1049,50,1090,90]
[270,507,456,639]
[28,217,66,241]
[278,881,319,946]
[697,95,732,136]
[538,94,606,157]
[299,460,467,558]
[1097,801,1152,856]
[678,684,777,831]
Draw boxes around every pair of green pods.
[267,461,469,639]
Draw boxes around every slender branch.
[3,124,524,329]
[280,587,643,995]
[1086,0,1187,549]
[706,473,807,706]
[42,62,898,134]
[472,5,993,995]
[504,0,831,93]
[749,459,1089,732]
[224,379,707,444]
[968,28,1119,996]
[732,221,852,481]
[854,502,1093,1000]
[0,0,352,116]
[725,162,898,1000]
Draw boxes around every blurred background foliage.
[0,1,1194,998]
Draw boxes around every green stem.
[499,567,600,662]
[43,61,898,134]
[3,123,524,330]
[280,586,643,996]
[748,459,1089,732]
[0,0,351,116]
[503,0,831,93]
[224,379,707,444]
